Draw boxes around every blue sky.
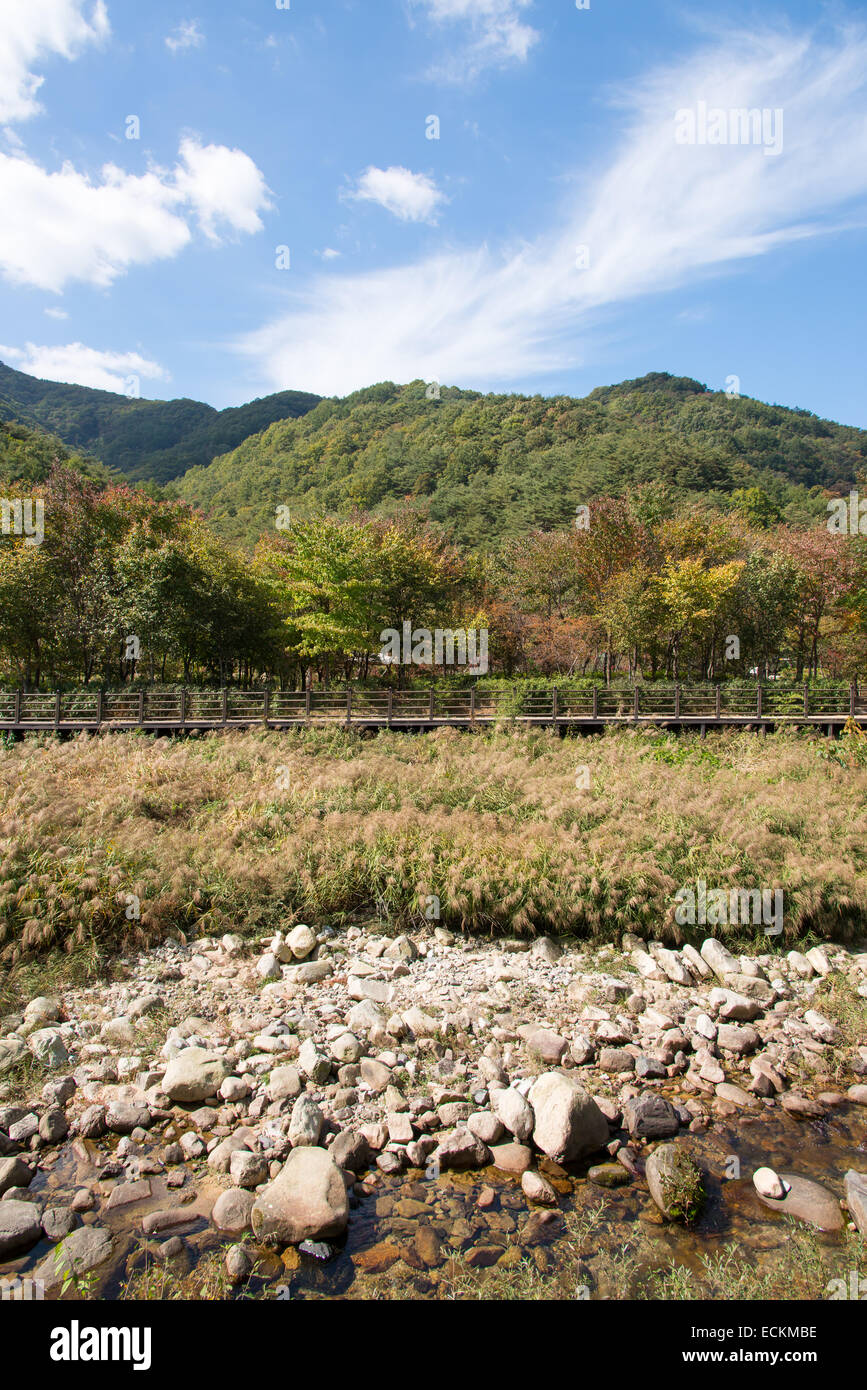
[2,0,867,427]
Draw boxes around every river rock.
[700,938,740,980]
[756,1174,843,1232]
[522,1170,558,1205]
[528,1073,609,1163]
[0,1200,43,1257]
[434,1128,492,1169]
[844,1170,867,1234]
[288,1094,323,1147]
[329,1129,370,1173]
[27,1028,69,1069]
[623,1092,680,1139]
[709,988,762,1022]
[287,924,317,960]
[35,1225,114,1289]
[268,1065,302,1102]
[212,1188,256,1235]
[0,1036,27,1074]
[162,1047,228,1102]
[490,1143,533,1174]
[753,1167,788,1200]
[0,1156,34,1195]
[646,1144,704,1222]
[251,1147,349,1245]
[490,1086,534,1142]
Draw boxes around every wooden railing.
[0,682,864,731]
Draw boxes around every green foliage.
[0,416,111,485]
[0,358,320,483]
[173,374,865,550]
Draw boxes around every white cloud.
[0,0,109,124]
[166,20,204,55]
[0,137,271,291]
[412,0,539,81]
[173,136,271,240]
[43,306,68,319]
[237,24,867,396]
[0,341,168,393]
[317,248,341,260]
[345,166,446,224]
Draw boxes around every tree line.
[2,465,866,689]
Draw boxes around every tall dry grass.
[1,725,866,979]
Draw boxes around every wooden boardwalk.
[1,683,865,733]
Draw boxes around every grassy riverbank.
[1,725,866,997]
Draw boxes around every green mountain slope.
[172,374,867,550]
[0,416,113,486]
[0,359,320,484]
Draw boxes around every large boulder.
[251,1147,349,1245]
[528,1073,609,1163]
[162,1047,228,1103]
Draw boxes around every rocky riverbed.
[1,925,865,1301]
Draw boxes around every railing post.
[263,689,270,726]
[387,688,393,727]
[633,685,640,720]
[470,687,476,727]
[674,685,681,720]
[850,682,856,719]
[757,682,762,719]
[13,690,21,726]
[715,684,721,719]
[429,687,435,723]
[96,690,104,728]
[305,688,311,725]
[552,686,558,726]
[54,690,61,729]
[346,687,352,728]
[804,682,809,718]
[137,691,144,726]
[592,686,598,720]
[222,688,228,726]
[180,688,187,728]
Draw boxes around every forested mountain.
[172,374,867,550]
[0,416,112,486]
[0,359,320,484]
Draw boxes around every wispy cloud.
[0,341,168,393]
[237,24,867,396]
[345,166,447,224]
[411,0,539,81]
[0,137,272,292]
[166,20,204,55]
[0,0,109,124]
